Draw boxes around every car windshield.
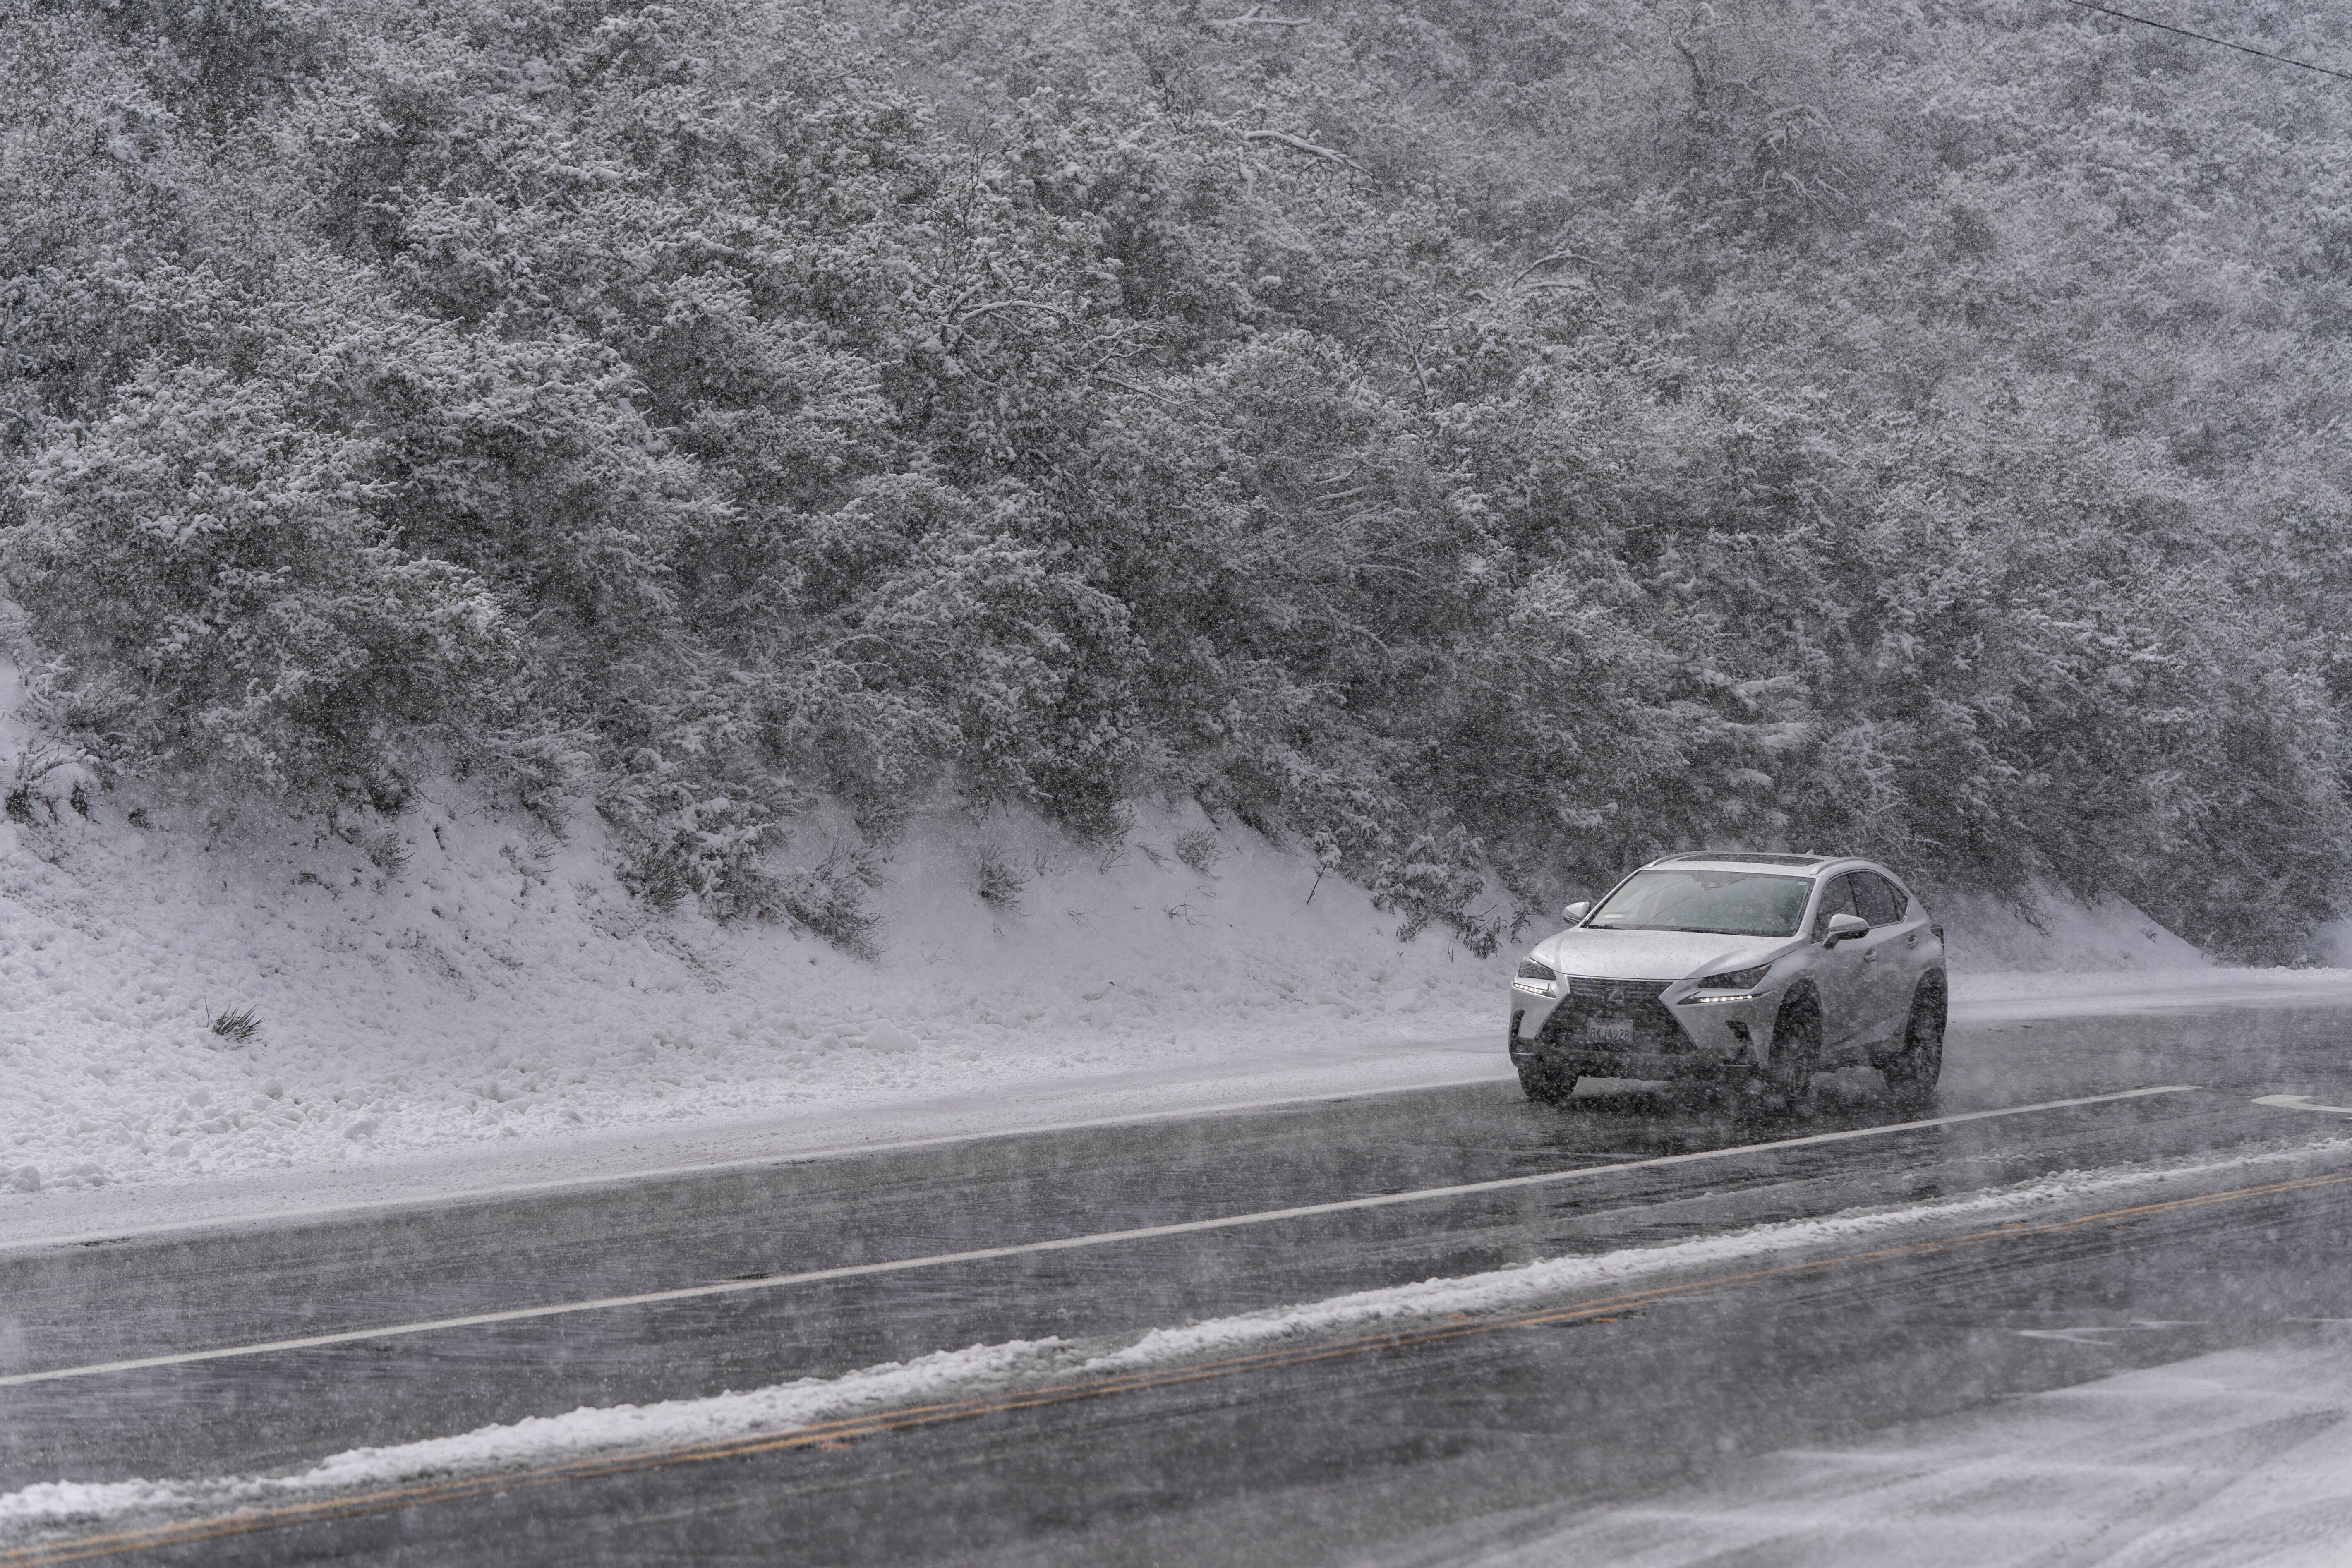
[1584,869,1812,937]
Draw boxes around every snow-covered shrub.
[772,847,883,961]
[357,825,411,878]
[1173,829,1226,878]
[608,774,790,923]
[1373,830,1508,959]
[971,844,1026,912]
[2,746,89,826]
[5,0,2352,957]
[7,366,513,796]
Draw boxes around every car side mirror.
[1561,901,1590,926]
[1822,912,1869,946]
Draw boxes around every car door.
[1850,870,1921,1045]
[1808,873,1872,1052]
[1857,870,1932,1034]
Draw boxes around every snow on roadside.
[7,1136,2345,1541]
[0,1336,1075,1533]
[1434,1338,2352,1568]
[1935,884,2213,974]
[1072,1134,2352,1375]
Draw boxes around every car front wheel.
[1741,988,1821,1116]
[1516,1055,1577,1105]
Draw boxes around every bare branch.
[1510,250,1602,288]
[953,300,1069,325]
[1673,40,1709,105]
[1094,373,1177,405]
[1206,9,1313,27]
[1241,129,1359,170]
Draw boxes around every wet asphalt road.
[5,1001,2352,1564]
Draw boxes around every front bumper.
[1511,978,1780,1079]
[1530,1049,1748,1081]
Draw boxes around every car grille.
[1537,977,1687,1052]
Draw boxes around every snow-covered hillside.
[0,749,1515,1197]
[0,648,2319,1209]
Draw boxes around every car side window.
[1812,875,1858,939]
[1853,872,1903,928]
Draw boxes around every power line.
[2062,0,2352,84]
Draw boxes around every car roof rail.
[1655,850,1834,867]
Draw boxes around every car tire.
[1743,987,1821,1116]
[1883,973,1947,1109]
[1516,1056,1577,1105]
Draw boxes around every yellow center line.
[10,1160,2352,1567]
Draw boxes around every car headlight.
[1682,963,1771,1003]
[1513,959,1558,997]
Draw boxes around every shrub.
[772,847,884,961]
[209,1005,261,1041]
[1173,828,1227,878]
[8,366,513,796]
[972,844,1026,912]
[6,0,2352,957]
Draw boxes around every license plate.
[1584,1016,1634,1044]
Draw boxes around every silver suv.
[1507,852,1947,1110]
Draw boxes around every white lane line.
[0,1085,2200,1389]
[2254,1094,2352,1116]
[0,1070,1518,1259]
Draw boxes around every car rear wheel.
[1516,1056,1577,1105]
[1884,973,1947,1109]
